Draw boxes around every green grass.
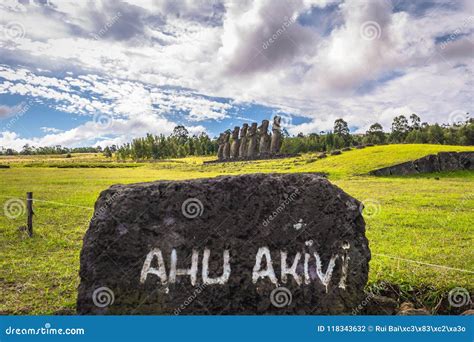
[0,144,473,314]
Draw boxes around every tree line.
[113,126,216,161]
[0,145,102,156]
[1,114,472,158]
[281,114,473,154]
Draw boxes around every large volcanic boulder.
[459,152,474,169]
[437,152,461,171]
[370,151,474,176]
[77,173,370,315]
[413,154,439,173]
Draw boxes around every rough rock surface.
[370,151,473,176]
[77,173,370,315]
[365,295,398,315]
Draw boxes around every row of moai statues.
[217,116,282,161]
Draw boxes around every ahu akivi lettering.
[140,244,351,291]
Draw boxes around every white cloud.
[1,115,207,150]
[0,0,472,147]
[40,126,63,133]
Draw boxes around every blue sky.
[0,0,472,149]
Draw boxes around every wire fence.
[0,194,94,241]
[1,193,472,275]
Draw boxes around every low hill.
[158,144,474,180]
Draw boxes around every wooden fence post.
[27,192,33,237]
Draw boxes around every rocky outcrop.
[370,151,474,176]
[77,173,370,315]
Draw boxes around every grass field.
[0,144,473,314]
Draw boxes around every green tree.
[427,124,445,144]
[333,118,351,146]
[390,115,409,142]
[365,123,386,144]
[172,125,189,141]
[20,144,33,155]
[103,146,112,158]
[409,113,421,130]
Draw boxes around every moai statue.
[239,123,249,158]
[217,133,225,161]
[258,119,271,156]
[223,130,231,160]
[270,116,282,154]
[247,123,258,158]
[230,126,240,159]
